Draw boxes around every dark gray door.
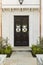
[14,16,29,46]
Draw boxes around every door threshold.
[12,46,32,51]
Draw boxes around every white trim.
[2,4,40,8]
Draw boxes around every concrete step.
[12,47,32,52]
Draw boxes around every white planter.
[0,54,7,65]
[36,54,43,65]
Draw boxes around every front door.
[14,16,29,46]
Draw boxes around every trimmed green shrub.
[4,46,12,54]
[0,37,12,57]
[31,45,43,57]
[31,45,37,56]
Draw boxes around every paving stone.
[3,52,37,65]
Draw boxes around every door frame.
[14,15,29,46]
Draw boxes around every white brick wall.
[2,11,40,47]
[0,0,2,37]
[2,0,40,47]
[41,0,43,37]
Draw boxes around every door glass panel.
[16,25,21,32]
[22,25,27,32]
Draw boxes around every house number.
[22,25,27,32]
[16,25,27,32]
[16,25,21,32]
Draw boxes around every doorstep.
[12,46,32,51]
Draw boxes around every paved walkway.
[3,51,37,65]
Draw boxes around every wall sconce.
[19,0,24,5]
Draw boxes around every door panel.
[14,16,29,46]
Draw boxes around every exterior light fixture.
[19,0,24,5]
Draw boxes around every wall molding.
[2,8,40,12]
